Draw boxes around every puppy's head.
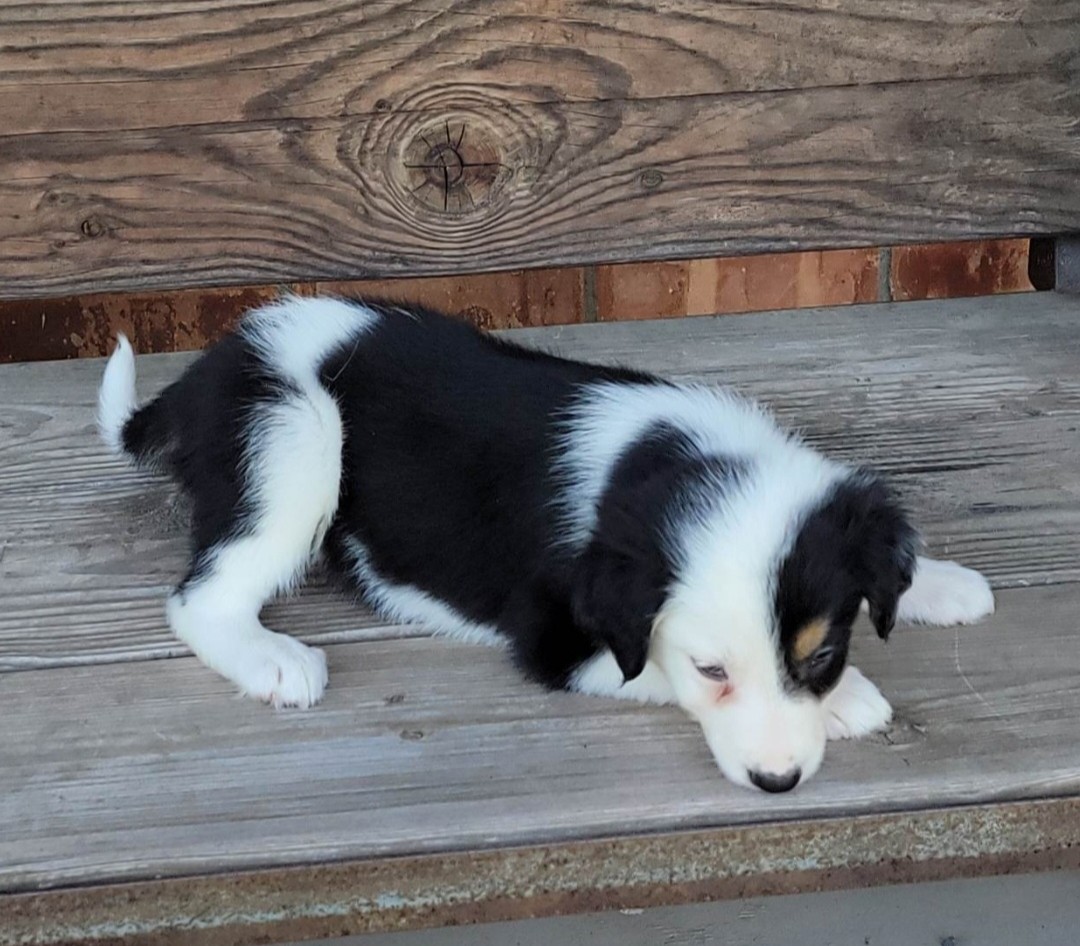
[572,467,918,793]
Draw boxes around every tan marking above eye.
[793,617,830,662]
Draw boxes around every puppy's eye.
[695,663,729,683]
[808,646,835,672]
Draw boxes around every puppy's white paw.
[230,631,328,709]
[822,666,892,741]
[899,557,995,627]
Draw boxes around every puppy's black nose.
[748,768,801,793]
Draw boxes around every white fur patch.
[167,390,344,708]
[98,333,137,455]
[569,649,676,705]
[343,536,504,647]
[898,556,995,626]
[167,600,329,710]
[650,613,828,789]
[240,296,504,649]
[555,382,803,550]
[821,665,893,741]
[164,296,375,708]
[240,294,379,386]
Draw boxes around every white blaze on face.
[649,448,846,791]
[652,596,827,792]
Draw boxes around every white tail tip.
[98,333,137,455]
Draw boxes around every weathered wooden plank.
[2,582,1079,896]
[8,1,1076,133]
[2,1,1079,296]
[0,347,420,667]
[2,294,1078,669]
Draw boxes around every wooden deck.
[4,2,1079,298]
[3,293,1080,944]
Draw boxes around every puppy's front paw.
[823,666,892,741]
[231,631,328,709]
[899,557,995,627]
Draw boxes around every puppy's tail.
[98,334,138,455]
[98,334,170,464]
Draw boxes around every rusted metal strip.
[5,796,1080,946]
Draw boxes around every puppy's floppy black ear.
[569,505,670,682]
[838,474,920,640]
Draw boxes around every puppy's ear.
[840,474,920,640]
[569,507,670,682]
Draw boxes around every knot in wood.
[80,216,107,238]
[402,120,504,216]
[421,142,466,189]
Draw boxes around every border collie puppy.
[98,297,994,793]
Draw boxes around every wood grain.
[8,0,1076,132]
[0,349,417,668]
[2,1,1079,297]
[2,583,1079,894]
[2,293,1079,670]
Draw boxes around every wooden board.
[2,1,1079,297]
[3,294,1078,669]
[2,583,1080,895]
[3,294,1080,941]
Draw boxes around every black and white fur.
[98,297,994,793]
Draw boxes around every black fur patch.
[315,306,748,689]
[775,472,919,695]
[570,424,747,681]
[317,302,661,689]
[121,334,296,585]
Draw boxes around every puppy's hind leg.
[167,391,343,708]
